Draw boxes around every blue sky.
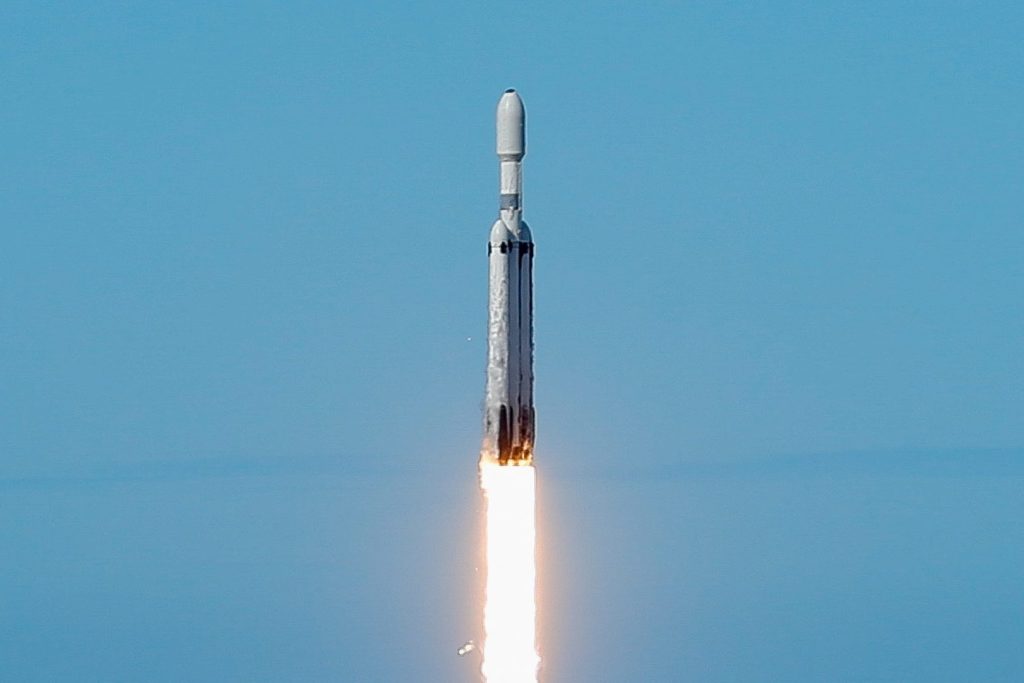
[2,2,1022,681]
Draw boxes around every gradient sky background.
[3,2,1023,681]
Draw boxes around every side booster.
[484,89,535,466]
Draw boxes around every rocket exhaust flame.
[480,462,540,682]
[478,89,540,682]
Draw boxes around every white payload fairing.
[483,89,535,466]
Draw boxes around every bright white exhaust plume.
[480,461,540,682]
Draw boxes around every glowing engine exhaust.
[480,462,540,682]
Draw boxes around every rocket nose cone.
[496,90,525,159]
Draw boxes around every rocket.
[484,89,535,466]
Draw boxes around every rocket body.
[484,90,535,466]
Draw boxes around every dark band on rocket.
[500,194,521,209]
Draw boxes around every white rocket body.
[484,90,534,465]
